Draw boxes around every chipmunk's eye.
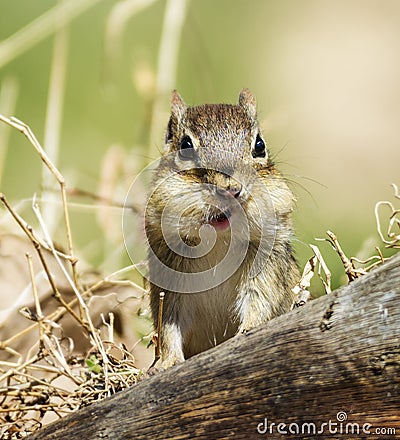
[252,134,266,158]
[178,135,195,160]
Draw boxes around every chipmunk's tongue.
[207,210,231,230]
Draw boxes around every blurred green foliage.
[0,0,399,291]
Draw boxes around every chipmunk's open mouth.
[206,209,231,230]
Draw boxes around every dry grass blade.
[0,114,78,286]
[0,194,82,326]
[150,291,164,368]
[105,0,159,67]
[0,226,143,438]
[42,18,69,237]
[0,77,19,184]
[291,256,316,308]
[309,244,332,294]
[149,0,189,157]
[25,253,44,343]
[0,118,145,438]
[0,0,102,69]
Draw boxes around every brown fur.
[146,89,299,368]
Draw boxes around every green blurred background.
[0,0,399,291]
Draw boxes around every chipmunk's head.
[164,88,269,185]
[146,90,293,257]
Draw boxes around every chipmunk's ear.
[170,90,187,121]
[238,88,257,119]
[165,91,187,146]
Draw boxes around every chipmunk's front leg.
[236,275,275,334]
[236,265,296,334]
[151,290,186,368]
[160,321,185,368]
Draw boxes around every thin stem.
[26,253,44,342]
[151,291,164,368]
[149,0,189,158]
[42,13,69,236]
[0,0,102,69]
[0,76,19,184]
[0,114,79,286]
[0,193,81,324]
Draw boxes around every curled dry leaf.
[291,255,316,309]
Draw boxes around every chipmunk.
[145,89,299,368]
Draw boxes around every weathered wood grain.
[31,253,400,440]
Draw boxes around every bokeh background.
[0,0,399,297]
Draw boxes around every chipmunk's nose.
[216,184,242,199]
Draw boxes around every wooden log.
[31,253,400,439]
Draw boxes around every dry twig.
[150,291,165,368]
[0,114,79,287]
[0,117,145,438]
[375,183,400,249]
